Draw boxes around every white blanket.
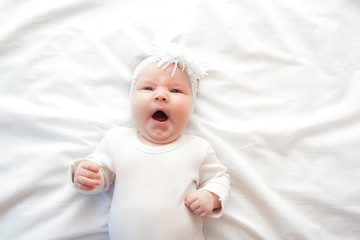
[1,0,359,239]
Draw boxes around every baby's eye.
[144,87,153,91]
[171,89,180,93]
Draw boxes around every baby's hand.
[73,160,101,191]
[185,189,221,218]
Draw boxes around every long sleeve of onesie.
[68,133,115,194]
[198,145,230,217]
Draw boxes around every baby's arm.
[185,189,221,218]
[73,160,101,191]
[185,141,230,218]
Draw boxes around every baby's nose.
[154,91,168,102]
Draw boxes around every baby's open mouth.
[152,110,168,122]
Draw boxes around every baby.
[69,42,230,240]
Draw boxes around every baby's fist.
[73,160,101,191]
[185,189,220,218]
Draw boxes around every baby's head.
[130,42,208,107]
[130,42,208,145]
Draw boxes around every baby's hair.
[130,41,208,111]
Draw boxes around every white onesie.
[69,127,230,240]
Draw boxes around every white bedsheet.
[1,0,359,239]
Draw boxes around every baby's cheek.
[176,98,192,116]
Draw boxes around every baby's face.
[131,63,193,145]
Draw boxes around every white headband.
[130,41,208,110]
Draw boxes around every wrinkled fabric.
[0,0,359,240]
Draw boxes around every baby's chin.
[138,130,180,146]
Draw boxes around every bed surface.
[1,0,360,239]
